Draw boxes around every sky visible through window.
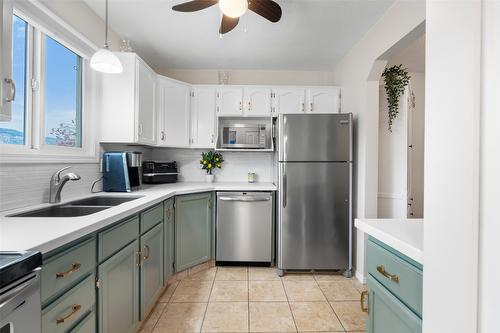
[0,15,82,147]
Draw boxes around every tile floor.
[140,266,367,333]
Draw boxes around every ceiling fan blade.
[248,0,282,23]
[172,0,218,12]
[219,15,239,34]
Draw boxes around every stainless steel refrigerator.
[276,113,352,276]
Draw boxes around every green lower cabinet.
[98,239,140,333]
[175,192,212,272]
[164,198,175,283]
[140,222,164,318]
[69,311,95,333]
[367,275,422,333]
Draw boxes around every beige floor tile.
[330,301,366,332]
[170,280,213,302]
[317,281,360,301]
[289,302,343,332]
[158,281,179,303]
[314,273,352,282]
[281,273,315,281]
[140,302,167,332]
[350,279,367,293]
[216,267,248,280]
[153,302,207,332]
[248,267,281,281]
[186,267,218,281]
[210,281,248,302]
[201,302,248,332]
[283,281,326,302]
[249,302,296,332]
[249,281,287,302]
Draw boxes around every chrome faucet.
[49,166,81,203]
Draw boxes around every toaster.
[142,161,179,184]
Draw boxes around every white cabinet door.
[157,77,191,147]
[136,58,156,145]
[191,87,216,148]
[272,88,306,114]
[244,87,272,116]
[217,88,243,116]
[307,87,340,113]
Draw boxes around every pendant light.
[90,0,123,74]
[219,0,248,18]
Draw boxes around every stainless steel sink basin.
[67,196,143,207]
[10,205,110,217]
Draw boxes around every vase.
[206,174,215,183]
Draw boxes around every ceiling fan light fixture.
[219,0,248,18]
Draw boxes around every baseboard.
[355,270,367,284]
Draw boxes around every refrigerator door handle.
[282,164,287,208]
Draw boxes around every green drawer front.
[42,275,95,333]
[366,239,423,317]
[98,216,139,262]
[141,203,163,233]
[42,238,96,304]
[69,311,95,333]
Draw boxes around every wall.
[478,2,500,332]
[152,149,274,183]
[157,69,335,86]
[331,0,425,281]
[423,0,482,332]
[0,1,124,212]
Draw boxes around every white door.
[157,77,191,147]
[136,58,156,145]
[273,88,306,114]
[244,87,272,116]
[191,87,216,148]
[307,87,341,113]
[217,88,243,116]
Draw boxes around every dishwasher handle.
[219,196,271,202]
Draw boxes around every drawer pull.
[56,304,82,324]
[143,245,150,261]
[56,263,81,279]
[376,265,399,283]
[360,290,369,313]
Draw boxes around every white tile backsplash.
[152,148,274,183]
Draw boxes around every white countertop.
[354,218,423,264]
[0,182,276,254]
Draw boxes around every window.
[44,36,83,147]
[0,2,98,162]
[0,15,27,145]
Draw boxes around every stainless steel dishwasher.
[216,192,273,263]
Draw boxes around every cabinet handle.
[248,101,252,111]
[143,245,150,261]
[376,265,399,283]
[138,123,143,136]
[301,103,305,112]
[211,134,214,143]
[360,291,369,313]
[56,263,81,279]
[4,78,16,102]
[239,101,243,111]
[161,131,166,141]
[310,103,313,112]
[56,304,82,324]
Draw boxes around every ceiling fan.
[172,0,282,34]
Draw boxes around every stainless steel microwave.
[219,123,272,149]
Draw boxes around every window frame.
[0,1,99,163]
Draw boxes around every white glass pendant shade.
[90,48,123,74]
[219,0,248,18]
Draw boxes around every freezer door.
[278,162,351,270]
[278,113,352,162]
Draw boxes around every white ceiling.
[84,0,395,71]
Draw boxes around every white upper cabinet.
[100,53,156,145]
[307,87,341,113]
[272,88,307,114]
[217,87,243,116]
[190,87,216,148]
[243,87,272,116]
[156,76,191,147]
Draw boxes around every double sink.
[10,196,143,218]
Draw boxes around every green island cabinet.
[364,237,423,333]
[164,198,175,282]
[175,192,213,272]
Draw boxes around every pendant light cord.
[104,0,109,49]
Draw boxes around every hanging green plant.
[382,64,411,132]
